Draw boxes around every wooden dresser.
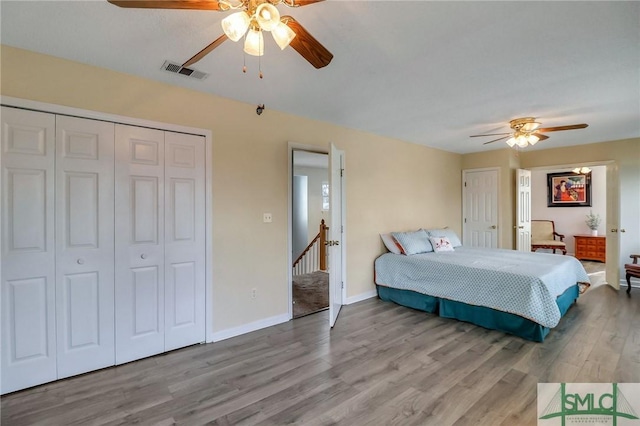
[574,235,606,262]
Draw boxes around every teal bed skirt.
[376,284,579,342]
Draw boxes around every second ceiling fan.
[108,0,333,70]
[471,117,588,148]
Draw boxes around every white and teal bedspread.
[374,247,590,328]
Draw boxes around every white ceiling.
[1,1,639,154]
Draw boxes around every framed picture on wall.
[547,172,592,207]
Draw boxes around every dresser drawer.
[573,235,606,262]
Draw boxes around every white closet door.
[55,116,115,378]
[1,107,57,393]
[115,125,165,365]
[164,132,205,351]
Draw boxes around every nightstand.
[574,235,606,262]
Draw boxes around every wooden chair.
[625,254,640,295]
[531,220,567,255]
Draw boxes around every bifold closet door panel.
[115,124,166,365]
[164,132,206,351]
[55,116,115,379]
[1,107,57,393]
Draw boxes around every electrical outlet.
[251,288,257,299]
[263,213,272,223]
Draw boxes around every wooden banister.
[293,219,329,271]
[319,219,327,271]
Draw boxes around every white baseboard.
[208,291,378,343]
[209,313,290,343]
[345,289,378,305]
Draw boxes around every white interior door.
[463,169,499,248]
[328,143,344,328]
[164,132,206,351]
[1,107,57,393]
[55,116,115,378]
[115,124,166,364]
[515,169,532,252]
[605,163,620,289]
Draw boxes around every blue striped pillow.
[391,229,433,255]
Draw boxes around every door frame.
[0,96,216,342]
[329,143,345,327]
[462,167,501,247]
[287,142,347,321]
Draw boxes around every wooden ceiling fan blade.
[282,16,333,69]
[483,136,509,145]
[182,34,228,67]
[282,0,324,6]
[107,0,225,10]
[536,124,589,132]
[469,132,511,138]
[533,133,549,141]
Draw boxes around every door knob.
[621,229,626,233]
[141,253,147,259]
[611,229,618,233]
[77,258,84,265]
[490,225,497,229]
[334,240,340,246]
[518,226,524,229]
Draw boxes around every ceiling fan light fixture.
[244,28,264,56]
[573,167,591,174]
[255,3,280,31]
[513,135,528,148]
[527,134,540,145]
[506,137,516,147]
[272,21,296,49]
[222,11,250,42]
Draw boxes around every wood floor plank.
[2,284,638,426]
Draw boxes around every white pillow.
[429,236,455,252]
[391,229,433,255]
[380,233,402,254]
[425,228,462,247]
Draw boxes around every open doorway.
[291,150,330,318]
[530,165,608,288]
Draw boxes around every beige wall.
[1,46,462,333]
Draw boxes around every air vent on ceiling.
[161,61,209,80]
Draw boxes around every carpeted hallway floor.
[581,259,606,288]
[292,271,329,318]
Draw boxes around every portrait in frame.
[547,172,591,207]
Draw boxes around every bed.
[374,244,590,342]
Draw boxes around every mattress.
[374,247,590,328]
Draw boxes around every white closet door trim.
[1,96,215,343]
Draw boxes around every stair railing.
[293,219,329,275]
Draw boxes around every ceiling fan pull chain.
[259,33,263,79]
[242,32,247,73]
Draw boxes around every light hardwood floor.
[2,284,638,426]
